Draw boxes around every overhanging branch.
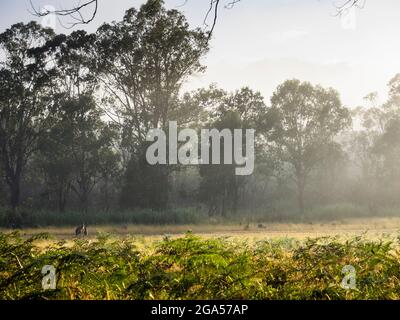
[334,0,366,16]
[29,0,98,28]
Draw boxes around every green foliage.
[2,232,400,300]
[267,79,352,214]
[0,22,57,214]
[3,204,400,228]
[0,207,208,227]
[196,86,268,216]
[95,0,209,211]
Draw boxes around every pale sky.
[1,0,400,108]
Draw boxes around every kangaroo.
[75,223,88,237]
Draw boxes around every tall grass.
[1,203,400,228]
[0,207,208,227]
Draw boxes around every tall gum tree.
[94,0,209,209]
[267,79,351,215]
[0,22,56,225]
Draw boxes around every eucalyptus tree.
[369,74,400,207]
[95,0,209,209]
[37,30,118,213]
[267,79,351,214]
[190,86,269,216]
[0,22,57,224]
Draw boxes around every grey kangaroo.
[75,223,88,237]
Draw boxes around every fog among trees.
[1,0,400,228]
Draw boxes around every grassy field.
[1,217,400,300]
[4,216,400,240]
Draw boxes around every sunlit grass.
[2,221,400,300]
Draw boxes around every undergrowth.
[1,232,400,299]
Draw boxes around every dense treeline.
[1,0,400,227]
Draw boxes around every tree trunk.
[10,179,21,210]
[6,177,22,228]
[296,169,306,216]
[231,175,238,215]
[104,176,110,212]
[80,192,89,214]
[297,182,305,216]
[4,162,22,210]
[58,187,68,213]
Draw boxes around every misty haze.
[1,0,400,304]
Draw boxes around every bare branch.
[28,0,364,34]
[29,0,98,28]
[29,0,240,35]
[334,0,366,16]
[203,0,241,40]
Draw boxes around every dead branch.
[29,0,98,28]
[334,0,366,16]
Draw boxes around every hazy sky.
[1,0,400,107]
